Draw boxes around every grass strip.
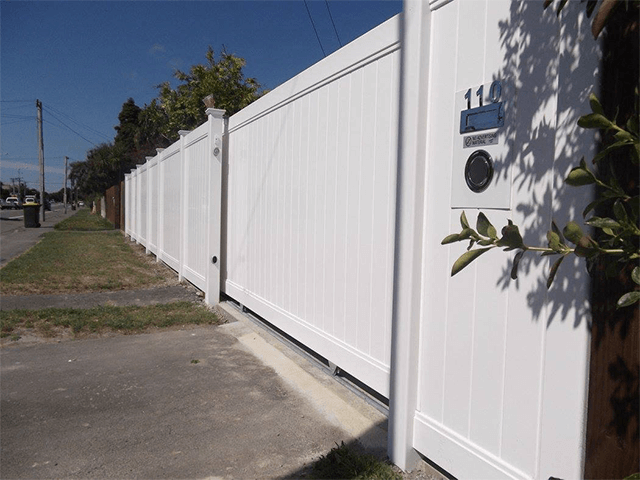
[0,230,170,295]
[54,208,114,231]
[311,442,402,480]
[0,302,222,339]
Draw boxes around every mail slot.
[451,79,513,209]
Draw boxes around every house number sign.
[459,80,504,134]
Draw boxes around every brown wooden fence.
[104,181,124,230]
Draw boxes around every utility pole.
[36,100,45,221]
[64,156,68,214]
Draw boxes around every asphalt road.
[0,204,76,267]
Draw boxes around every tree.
[69,143,120,198]
[75,48,264,197]
[151,47,265,142]
[113,98,145,167]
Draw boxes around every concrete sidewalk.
[0,303,396,479]
[0,285,202,311]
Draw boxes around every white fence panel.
[181,122,210,291]
[224,16,401,397]
[401,1,596,478]
[158,143,182,272]
[138,162,148,248]
[147,156,159,255]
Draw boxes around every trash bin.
[23,203,41,228]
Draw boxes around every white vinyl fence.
[125,2,597,478]
[125,109,225,300]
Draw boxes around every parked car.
[5,196,22,210]
[24,195,36,204]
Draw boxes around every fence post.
[157,151,165,263]
[124,173,130,236]
[145,157,153,255]
[133,168,140,243]
[205,108,226,306]
[178,130,190,283]
[388,0,432,471]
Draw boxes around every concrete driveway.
[0,305,388,479]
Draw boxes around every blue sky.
[1,0,402,195]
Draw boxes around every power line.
[324,0,342,47]
[44,104,111,142]
[43,115,98,147]
[303,0,326,58]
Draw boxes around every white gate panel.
[138,163,148,247]
[182,123,210,291]
[412,1,595,478]
[225,16,400,396]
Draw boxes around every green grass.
[0,230,171,295]
[54,208,114,231]
[0,302,223,338]
[311,442,402,480]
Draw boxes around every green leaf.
[476,212,496,238]
[459,228,476,241]
[511,251,525,280]
[551,220,565,244]
[575,235,600,258]
[632,266,640,286]
[497,224,525,250]
[451,247,494,277]
[588,92,604,115]
[547,231,564,252]
[565,165,596,186]
[578,113,613,129]
[617,291,640,308]
[563,222,585,245]
[593,140,638,163]
[614,130,634,143]
[441,233,460,245]
[586,216,621,229]
[547,255,565,289]
[460,211,470,229]
[613,200,629,223]
[626,115,639,135]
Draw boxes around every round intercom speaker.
[464,150,494,193]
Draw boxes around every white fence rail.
[124,3,595,478]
